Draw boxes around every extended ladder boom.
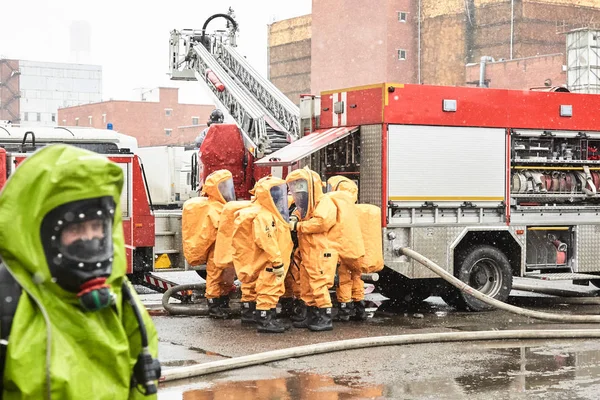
[169,23,299,158]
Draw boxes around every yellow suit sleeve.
[297,196,336,234]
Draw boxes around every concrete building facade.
[58,87,215,147]
[267,0,600,95]
[421,0,600,86]
[0,59,101,126]
[268,15,312,105]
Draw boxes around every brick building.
[58,87,215,147]
[465,53,566,89]
[267,0,600,97]
[311,0,418,95]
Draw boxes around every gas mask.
[41,196,116,311]
[270,184,289,222]
[288,179,309,219]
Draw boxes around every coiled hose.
[159,247,600,383]
[161,283,240,317]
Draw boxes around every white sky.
[0,1,312,104]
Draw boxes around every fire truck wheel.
[451,245,513,312]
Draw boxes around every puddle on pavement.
[389,343,600,399]
[159,371,385,399]
[158,343,600,399]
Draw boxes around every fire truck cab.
[259,83,600,311]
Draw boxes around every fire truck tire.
[450,245,513,312]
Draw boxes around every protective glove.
[272,264,285,278]
[289,215,299,232]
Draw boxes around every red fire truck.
[258,83,600,311]
[0,125,188,299]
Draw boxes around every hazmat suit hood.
[253,176,289,223]
[327,176,358,203]
[0,144,125,302]
[202,169,234,203]
[286,167,324,220]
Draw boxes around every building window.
[165,108,173,117]
[398,12,407,22]
[36,113,41,122]
[24,113,29,122]
[192,117,199,126]
[52,113,56,122]
[165,128,172,136]
[75,117,79,126]
[88,116,93,126]
[102,114,107,124]
[398,49,407,60]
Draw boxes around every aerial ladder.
[168,12,300,159]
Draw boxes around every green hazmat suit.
[0,145,158,400]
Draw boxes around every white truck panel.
[387,125,506,207]
[138,146,190,206]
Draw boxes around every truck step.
[525,272,600,281]
[154,249,180,254]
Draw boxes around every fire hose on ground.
[159,247,600,383]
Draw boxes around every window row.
[164,109,201,126]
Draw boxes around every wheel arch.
[451,228,523,278]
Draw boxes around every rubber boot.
[351,300,368,321]
[336,302,354,322]
[240,301,256,325]
[271,309,291,331]
[277,297,294,318]
[207,297,228,319]
[290,299,307,322]
[308,307,333,332]
[292,306,315,329]
[255,309,286,333]
[220,295,231,310]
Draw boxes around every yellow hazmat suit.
[232,177,293,332]
[231,177,273,307]
[182,169,235,318]
[327,176,365,306]
[214,200,252,290]
[328,175,384,321]
[287,167,337,331]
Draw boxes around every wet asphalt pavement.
[144,272,600,399]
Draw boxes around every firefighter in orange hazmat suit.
[232,177,293,333]
[327,176,367,321]
[278,195,304,320]
[200,170,236,318]
[286,167,337,332]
